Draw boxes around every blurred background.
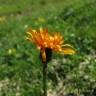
[0,0,96,96]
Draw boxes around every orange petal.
[26,37,33,42]
[62,48,75,55]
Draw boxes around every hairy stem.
[43,63,47,96]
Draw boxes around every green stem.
[43,63,47,96]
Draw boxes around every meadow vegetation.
[0,0,96,96]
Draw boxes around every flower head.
[26,28,75,63]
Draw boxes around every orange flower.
[26,28,75,63]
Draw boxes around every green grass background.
[0,0,96,96]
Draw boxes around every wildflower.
[8,48,16,55]
[38,17,46,23]
[26,28,75,63]
[26,28,75,96]
[24,24,28,29]
[0,16,6,22]
[35,17,46,25]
